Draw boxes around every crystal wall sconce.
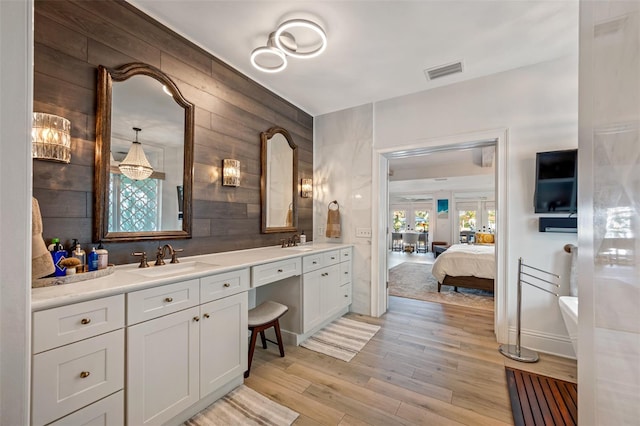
[223,159,241,187]
[32,112,71,163]
[301,178,313,198]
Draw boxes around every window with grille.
[108,173,161,232]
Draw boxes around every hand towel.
[326,201,341,238]
[32,197,55,280]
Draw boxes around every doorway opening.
[371,129,509,343]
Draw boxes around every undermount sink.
[285,246,314,252]
[131,261,219,278]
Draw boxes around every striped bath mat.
[185,385,298,426]
[300,317,381,362]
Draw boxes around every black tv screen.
[534,149,577,213]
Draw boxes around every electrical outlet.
[317,226,325,236]
[356,227,372,238]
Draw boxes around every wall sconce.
[223,159,240,187]
[301,178,313,198]
[32,112,71,163]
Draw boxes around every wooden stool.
[245,301,288,378]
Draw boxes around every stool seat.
[248,301,288,327]
[245,301,288,378]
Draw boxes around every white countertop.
[31,243,352,311]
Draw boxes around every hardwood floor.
[245,296,577,425]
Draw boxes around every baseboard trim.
[507,326,576,360]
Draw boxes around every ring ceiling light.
[250,18,327,73]
[274,19,327,59]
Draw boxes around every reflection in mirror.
[95,63,194,242]
[261,127,298,233]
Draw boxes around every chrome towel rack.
[499,257,560,363]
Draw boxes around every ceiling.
[128,0,579,117]
[126,1,578,200]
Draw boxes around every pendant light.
[118,127,153,180]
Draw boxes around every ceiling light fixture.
[250,32,289,73]
[250,18,327,73]
[274,19,327,59]
[119,127,153,180]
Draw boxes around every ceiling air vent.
[424,61,463,81]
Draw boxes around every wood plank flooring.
[245,296,577,425]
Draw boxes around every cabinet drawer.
[33,294,124,354]
[323,250,340,266]
[302,253,324,272]
[200,268,249,303]
[48,390,123,426]
[340,261,352,285]
[340,282,352,307]
[251,257,301,288]
[32,329,124,426]
[340,247,352,262]
[127,279,199,325]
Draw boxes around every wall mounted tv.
[534,149,577,214]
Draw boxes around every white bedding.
[431,244,495,283]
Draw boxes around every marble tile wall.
[314,104,373,315]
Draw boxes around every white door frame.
[371,128,509,343]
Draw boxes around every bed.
[431,244,495,292]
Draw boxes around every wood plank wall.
[33,0,313,265]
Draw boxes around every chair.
[245,301,288,378]
[403,233,419,253]
[416,232,428,253]
[391,232,403,251]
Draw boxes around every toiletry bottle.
[96,243,108,270]
[88,247,99,272]
[50,238,67,277]
[300,230,306,245]
[72,240,86,273]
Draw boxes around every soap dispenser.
[71,239,86,273]
[300,230,306,245]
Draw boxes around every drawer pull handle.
[79,371,90,379]
[344,272,348,275]
[223,283,231,288]
[164,297,173,303]
[203,313,210,319]
[80,318,91,325]
[193,316,200,322]
[331,257,336,260]
[277,269,283,273]
[312,261,317,264]
[344,295,349,298]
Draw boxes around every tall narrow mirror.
[261,127,298,233]
[94,63,194,242]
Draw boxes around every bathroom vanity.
[30,243,353,426]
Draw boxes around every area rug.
[505,367,577,426]
[300,317,381,362]
[184,385,299,426]
[388,262,494,311]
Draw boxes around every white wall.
[0,0,33,423]
[314,104,373,315]
[316,54,579,356]
[578,1,640,423]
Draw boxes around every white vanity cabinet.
[302,248,352,333]
[126,271,249,425]
[199,292,248,396]
[31,295,125,426]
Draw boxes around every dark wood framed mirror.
[260,126,298,233]
[94,63,194,242]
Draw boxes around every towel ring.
[328,200,339,211]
